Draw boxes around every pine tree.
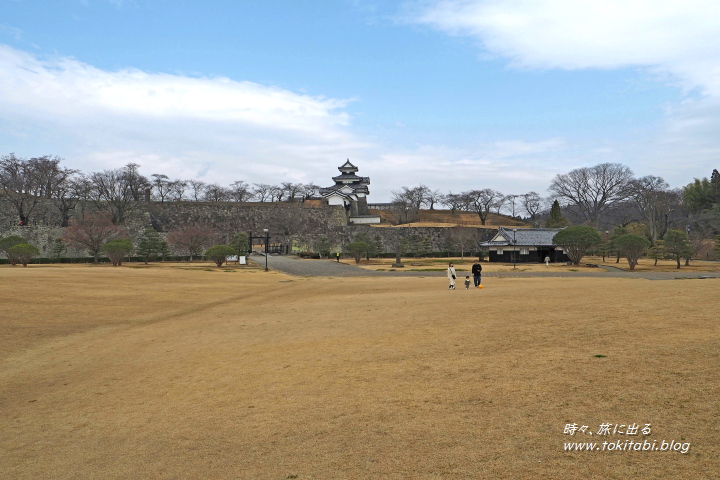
[648,240,665,266]
[137,229,167,264]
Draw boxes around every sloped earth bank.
[1,264,718,479]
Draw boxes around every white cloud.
[0,44,583,200]
[0,45,363,188]
[411,0,720,95]
[364,139,573,198]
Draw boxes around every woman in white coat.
[447,262,457,289]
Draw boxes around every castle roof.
[338,159,358,173]
[321,160,370,198]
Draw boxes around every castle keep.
[319,160,380,225]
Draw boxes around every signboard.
[239,256,246,265]
[226,255,238,262]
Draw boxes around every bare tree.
[521,192,543,221]
[252,183,273,202]
[549,163,634,227]
[281,182,304,201]
[503,194,519,217]
[51,173,85,227]
[89,163,148,223]
[203,183,230,202]
[167,224,218,261]
[466,189,504,225]
[389,187,423,225]
[228,180,251,202]
[187,180,206,202]
[405,186,427,212]
[301,183,321,199]
[494,195,509,215]
[63,213,127,262]
[122,163,150,201]
[424,188,443,210]
[629,176,680,243]
[28,154,79,226]
[441,193,464,215]
[446,227,479,259]
[151,174,172,203]
[0,153,76,225]
[269,184,285,202]
[168,180,188,201]
[457,191,475,212]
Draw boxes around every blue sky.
[2,0,719,201]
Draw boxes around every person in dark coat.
[471,260,482,288]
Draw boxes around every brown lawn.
[586,256,720,273]
[1,263,719,479]
[339,257,603,273]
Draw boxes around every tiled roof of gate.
[479,227,565,247]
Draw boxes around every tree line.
[3,153,720,267]
[0,153,321,227]
[390,162,720,239]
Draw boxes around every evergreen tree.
[316,236,332,258]
[545,200,569,228]
[613,234,651,271]
[663,230,692,269]
[137,230,167,264]
[51,238,66,262]
[648,240,665,266]
[552,226,602,265]
[711,169,720,204]
[229,232,250,256]
[353,232,378,260]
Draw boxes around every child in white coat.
[447,263,457,289]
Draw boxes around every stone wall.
[346,225,496,254]
[0,196,347,258]
[0,194,495,258]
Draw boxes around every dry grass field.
[1,263,719,479]
[341,256,720,274]
[339,257,603,273]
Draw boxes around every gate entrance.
[248,231,287,255]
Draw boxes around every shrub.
[344,241,372,264]
[553,226,602,265]
[613,234,651,271]
[101,239,134,266]
[205,245,236,267]
[0,235,28,258]
[7,243,40,267]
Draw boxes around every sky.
[2,0,719,202]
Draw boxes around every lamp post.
[512,228,517,270]
[263,228,269,272]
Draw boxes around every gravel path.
[255,254,719,281]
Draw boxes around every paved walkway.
[254,254,719,281]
